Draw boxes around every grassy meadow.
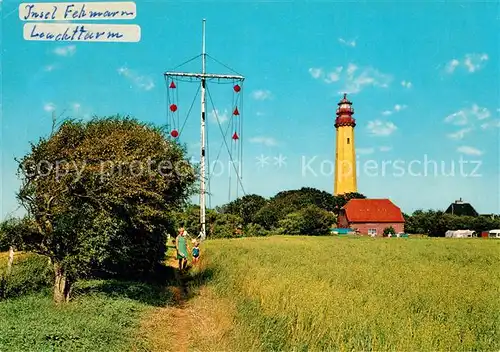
[0,252,174,351]
[193,236,500,351]
[1,236,499,351]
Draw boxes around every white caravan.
[445,230,477,238]
[488,229,500,239]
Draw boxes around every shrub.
[209,213,243,239]
[0,254,53,300]
[383,226,396,236]
[278,205,335,236]
[244,223,269,237]
[278,213,304,235]
[0,232,8,252]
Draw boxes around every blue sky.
[1,1,499,219]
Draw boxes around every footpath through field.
[135,247,235,352]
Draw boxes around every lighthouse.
[334,93,357,195]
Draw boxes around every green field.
[197,236,500,351]
[1,237,499,351]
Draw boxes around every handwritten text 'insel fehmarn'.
[19,2,136,21]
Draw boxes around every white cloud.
[445,59,460,73]
[457,146,483,156]
[366,120,397,136]
[249,136,277,146]
[310,63,392,94]
[444,104,491,126]
[480,119,500,130]
[379,146,392,152]
[308,68,323,79]
[444,110,468,126]
[445,53,488,74]
[471,104,490,120]
[394,104,407,112]
[464,53,488,72]
[43,102,55,112]
[53,45,76,57]
[324,66,343,83]
[346,63,357,76]
[338,38,356,47]
[401,80,412,88]
[251,90,272,100]
[342,65,391,94]
[209,109,229,124]
[382,104,407,116]
[356,147,375,155]
[44,64,56,72]
[447,127,472,140]
[117,66,155,91]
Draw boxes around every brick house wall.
[349,222,404,236]
[337,212,404,235]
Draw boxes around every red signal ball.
[233,84,241,92]
[171,130,179,138]
[170,104,177,112]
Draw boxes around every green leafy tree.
[383,226,396,236]
[252,187,340,230]
[210,213,243,238]
[15,116,196,303]
[244,223,269,237]
[278,205,335,236]
[218,194,267,224]
[253,205,280,230]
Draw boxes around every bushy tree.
[218,194,267,224]
[278,205,335,236]
[244,223,269,237]
[15,116,196,303]
[210,213,243,238]
[383,226,396,236]
[253,204,280,230]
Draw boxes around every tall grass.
[200,236,500,351]
[0,252,174,351]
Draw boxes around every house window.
[347,138,350,144]
[368,228,377,236]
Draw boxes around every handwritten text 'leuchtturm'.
[24,23,141,42]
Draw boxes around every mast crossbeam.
[164,72,244,81]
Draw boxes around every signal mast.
[164,20,245,239]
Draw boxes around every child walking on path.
[192,241,200,264]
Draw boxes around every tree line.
[204,190,500,237]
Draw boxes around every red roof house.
[337,199,405,236]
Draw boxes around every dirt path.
[138,253,192,352]
[136,250,236,352]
